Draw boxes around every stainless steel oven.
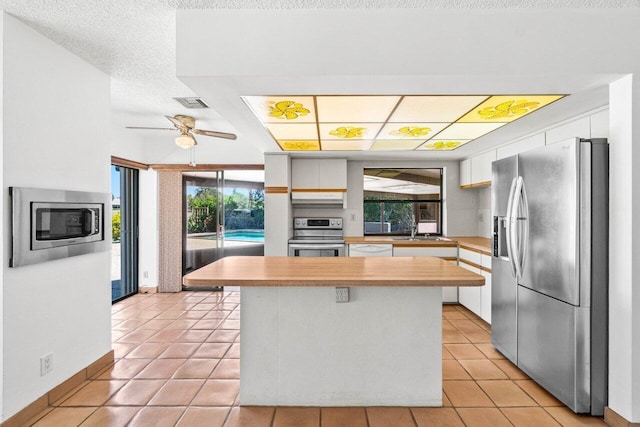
[288,217,345,257]
[10,187,110,267]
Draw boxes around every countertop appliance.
[288,217,345,257]
[491,138,608,415]
[10,187,110,267]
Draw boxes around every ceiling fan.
[126,115,237,149]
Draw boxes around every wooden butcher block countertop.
[183,256,485,288]
[345,236,492,255]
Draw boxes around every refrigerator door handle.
[505,177,518,278]
[511,176,528,281]
[518,178,529,277]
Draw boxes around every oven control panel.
[294,217,342,229]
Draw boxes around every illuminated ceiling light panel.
[241,94,565,152]
[389,96,489,122]
[321,140,373,151]
[265,123,318,140]
[418,139,471,150]
[276,140,320,151]
[431,122,507,140]
[245,96,316,123]
[318,123,382,140]
[316,96,400,122]
[457,95,564,123]
[377,123,448,140]
[370,139,425,151]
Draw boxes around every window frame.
[363,168,444,236]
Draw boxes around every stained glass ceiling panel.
[241,94,565,151]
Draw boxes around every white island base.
[239,286,442,406]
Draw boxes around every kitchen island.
[184,256,484,407]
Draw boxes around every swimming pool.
[192,230,265,243]
[225,230,265,242]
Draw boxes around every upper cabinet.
[291,158,347,190]
[460,150,496,189]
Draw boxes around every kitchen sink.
[392,236,450,241]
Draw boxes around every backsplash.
[478,187,492,238]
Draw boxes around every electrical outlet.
[40,353,53,376]
[350,213,356,221]
[143,271,149,279]
[478,212,484,222]
[336,287,350,303]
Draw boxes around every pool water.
[225,231,265,242]
[193,230,265,243]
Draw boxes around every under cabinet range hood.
[290,190,346,208]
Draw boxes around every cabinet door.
[322,159,347,189]
[291,158,347,190]
[392,246,459,303]
[480,270,492,324]
[471,150,496,185]
[459,261,482,317]
[348,244,393,257]
[291,159,320,189]
[392,246,458,257]
[459,159,471,187]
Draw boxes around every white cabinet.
[460,150,496,188]
[546,116,590,145]
[458,249,492,324]
[471,150,496,185]
[348,244,393,257]
[458,261,482,316]
[291,158,347,190]
[459,158,471,187]
[393,246,459,303]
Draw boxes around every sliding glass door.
[111,165,139,302]
[182,170,265,285]
[183,172,224,277]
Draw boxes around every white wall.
[608,75,639,421]
[1,14,112,420]
[264,154,291,256]
[138,168,158,288]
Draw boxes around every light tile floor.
[28,291,608,426]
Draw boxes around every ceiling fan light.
[175,132,196,149]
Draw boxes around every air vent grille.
[174,97,209,109]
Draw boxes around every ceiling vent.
[174,97,209,109]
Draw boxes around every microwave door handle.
[505,177,518,278]
[90,209,99,236]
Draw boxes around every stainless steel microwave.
[10,187,110,267]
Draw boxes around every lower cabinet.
[348,244,393,257]
[393,246,459,303]
[458,250,492,324]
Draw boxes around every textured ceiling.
[0,0,637,162]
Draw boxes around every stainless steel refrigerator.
[491,137,608,415]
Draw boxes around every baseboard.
[139,285,158,294]
[605,406,640,427]
[0,350,114,427]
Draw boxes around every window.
[363,168,443,235]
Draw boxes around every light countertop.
[345,236,492,255]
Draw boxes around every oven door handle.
[288,244,345,250]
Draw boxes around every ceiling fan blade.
[165,115,187,131]
[126,126,176,131]
[192,129,237,140]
